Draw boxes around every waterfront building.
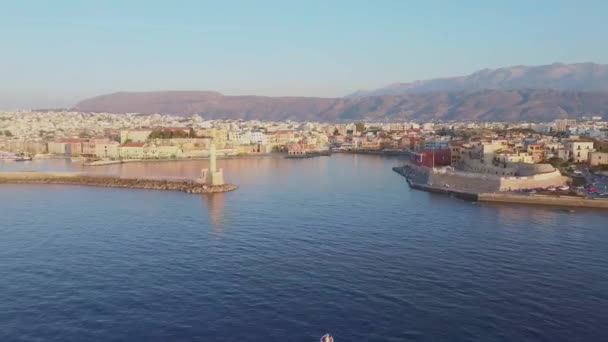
[565,140,595,163]
[120,129,154,144]
[449,142,465,166]
[411,149,451,168]
[119,142,146,159]
[268,130,295,148]
[82,138,111,156]
[360,139,382,150]
[238,143,271,154]
[94,141,119,159]
[526,144,545,163]
[47,141,68,155]
[423,139,450,150]
[287,142,308,156]
[145,144,183,159]
[589,151,608,166]
[480,140,508,164]
[250,131,267,144]
[496,151,535,164]
[47,138,85,156]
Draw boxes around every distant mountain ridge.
[76,89,608,122]
[349,62,608,97]
[75,63,608,122]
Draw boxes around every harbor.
[0,142,236,194]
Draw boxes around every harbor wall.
[0,172,236,194]
[429,168,567,192]
[479,193,608,209]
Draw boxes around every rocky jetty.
[0,172,237,194]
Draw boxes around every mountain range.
[348,62,608,97]
[76,63,608,122]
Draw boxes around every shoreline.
[82,153,283,166]
[0,171,237,194]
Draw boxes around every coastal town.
[1,110,608,204]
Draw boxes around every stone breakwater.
[0,172,237,194]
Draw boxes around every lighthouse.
[200,141,224,186]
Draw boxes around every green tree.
[4,130,13,137]
[333,128,339,136]
[548,157,570,168]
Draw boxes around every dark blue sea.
[1,155,607,341]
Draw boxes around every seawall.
[479,193,608,209]
[0,172,237,194]
[393,166,608,209]
[393,166,478,201]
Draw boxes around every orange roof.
[122,142,146,147]
[58,138,86,143]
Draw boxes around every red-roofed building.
[119,142,146,159]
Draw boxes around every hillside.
[350,63,608,97]
[76,89,608,122]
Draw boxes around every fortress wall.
[430,169,568,193]
[498,170,568,191]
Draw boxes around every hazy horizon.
[2,0,608,109]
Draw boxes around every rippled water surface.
[1,155,607,341]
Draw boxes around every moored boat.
[14,153,33,161]
[285,150,331,159]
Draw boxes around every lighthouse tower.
[200,141,224,186]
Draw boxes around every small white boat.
[14,153,33,161]
[547,186,556,191]
[558,185,570,191]
[320,334,334,342]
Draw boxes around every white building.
[565,140,594,163]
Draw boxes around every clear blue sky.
[1,0,607,109]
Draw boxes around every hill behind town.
[75,63,608,122]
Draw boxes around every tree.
[333,128,339,136]
[548,157,570,168]
[4,130,12,137]
[355,122,365,133]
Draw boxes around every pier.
[0,171,237,194]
